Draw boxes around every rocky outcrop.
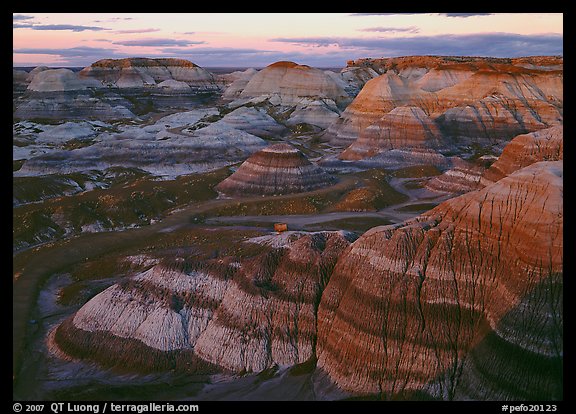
[54,231,355,373]
[218,106,288,139]
[222,68,259,100]
[27,68,103,92]
[325,71,437,147]
[316,160,563,400]
[156,79,192,92]
[340,106,442,160]
[79,58,219,92]
[36,121,100,143]
[425,125,563,195]
[326,56,563,156]
[337,65,380,96]
[481,126,563,185]
[424,158,485,195]
[286,99,341,129]
[215,143,335,196]
[13,69,30,97]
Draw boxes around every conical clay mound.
[215,143,335,196]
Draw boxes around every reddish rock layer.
[340,106,442,160]
[326,56,563,152]
[91,58,199,69]
[425,126,563,196]
[316,160,562,399]
[481,126,563,185]
[346,55,564,74]
[215,143,335,196]
[424,158,485,195]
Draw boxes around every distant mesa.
[346,55,564,76]
[79,57,219,91]
[27,68,103,92]
[215,143,335,197]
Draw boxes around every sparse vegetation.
[13,168,230,252]
[391,165,443,178]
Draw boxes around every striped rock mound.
[237,61,350,107]
[215,143,335,197]
[425,125,563,196]
[54,231,355,374]
[424,158,485,195]
[340,106,443,160]
[326,55,563,150]
[316,160,563,400]
[481,125,563,185]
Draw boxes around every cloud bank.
[112,38,204,47]
[359,26,420,33]
[351,13,495,18]
[270,32,563,58]
[13,23,108,32]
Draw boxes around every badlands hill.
[27,68,103,92]
[225,61,358,129]
[481,125,563,185]
[215,143,335,196]
[327,55,563,165]
[54,231,356,374]
[50,154,563,399]
[316,159,563,399]
[425,125,563,195]
[13,58,221,121]
[79,58,219,91]
[238,61,349,106]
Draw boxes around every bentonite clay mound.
[53,231,355,374]
[316,160,563,400]
[326,55,563,150]
[481,125,563,185]
[239,61,348,104]
[425,125,564,195]
[339,105,443,160]
[27,68,103,92]
[215,143,335,197]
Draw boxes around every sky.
[13,13,563,68]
